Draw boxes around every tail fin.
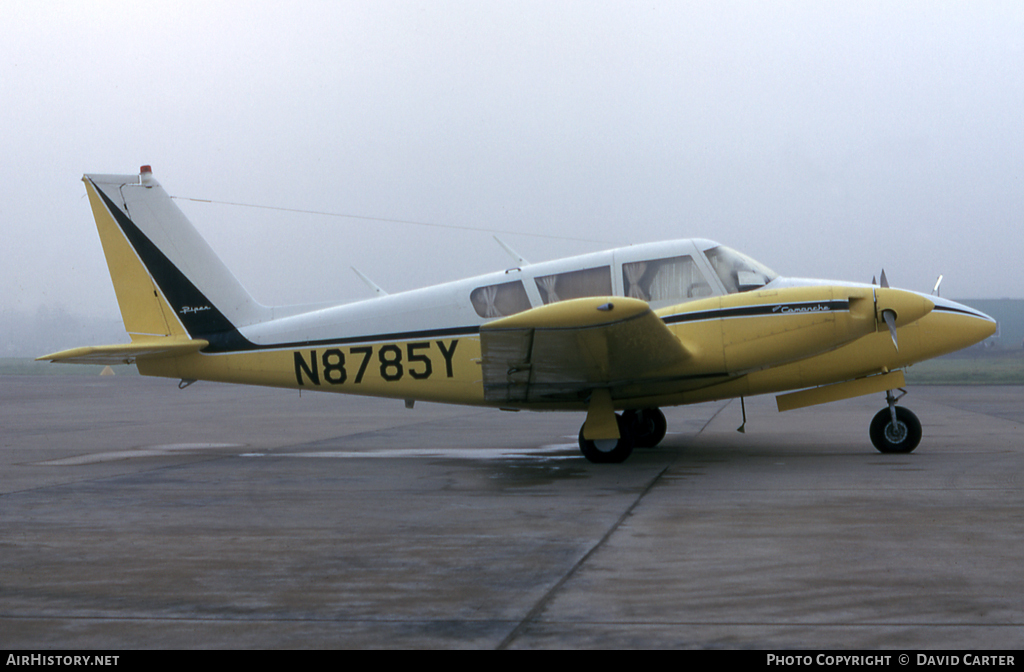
[82,166,268,350]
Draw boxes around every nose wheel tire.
[869,406,922,454]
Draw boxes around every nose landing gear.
[870,389,921,454]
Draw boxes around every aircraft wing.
[37,337,209,366]
[480,297,690,403]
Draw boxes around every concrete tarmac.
[1,375,1022,649]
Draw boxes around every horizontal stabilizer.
[37,337,209,366]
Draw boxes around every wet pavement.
[1,376,1021,648]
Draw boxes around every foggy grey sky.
[3,2,1023,350]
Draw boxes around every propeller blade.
[932,274,943,296]
[882,309,898,350]
[880,269,889,288]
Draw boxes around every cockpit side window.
[622,255,712,303]
[534,266,612,305]
[470,280,532,318]
[704,246,778,294]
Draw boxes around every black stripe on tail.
[94,184,255,352]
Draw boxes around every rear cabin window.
[534,266,613,305]
[470,280,532,318]
[622,255,712,303]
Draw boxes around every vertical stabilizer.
[84,167,269,347]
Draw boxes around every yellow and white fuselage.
[40,167,996,463]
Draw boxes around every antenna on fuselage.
[351,267,388,297]
[494,236,530,266]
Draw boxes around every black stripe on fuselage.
[249,299,849,356]
[662,300,850,326]
[257,300,850,358]
[243,325,482,354]
[931,304,995,322]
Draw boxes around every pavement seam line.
[496,400,729,648]
[496,461,673,649]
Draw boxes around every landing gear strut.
[578,407,667,463]
[869,389,921,454]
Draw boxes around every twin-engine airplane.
[40,167,997,463]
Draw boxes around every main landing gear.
[578,408,667,464]
[869,389,922,454]
[577,394,924,461]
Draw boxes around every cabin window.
[622,255,712,303]
[704,245,778,294]
[534,266,613,305]
[470,280,532,318]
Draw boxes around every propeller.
[866,270,936,352]
[881,308,899,350]
[874,269,897,349]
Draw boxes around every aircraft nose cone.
[939,298,998,350]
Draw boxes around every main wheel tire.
[622,408,668,448]
[869,406,922,454]
[578,415,634,464]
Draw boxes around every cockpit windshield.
[704,245,778,294]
